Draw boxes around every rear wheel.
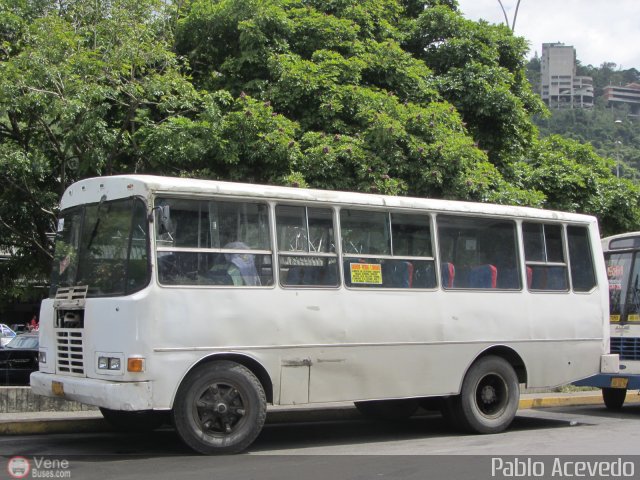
[602,387,626,410]
[173,361,267,454]
[449,356,520,434]
[354,398,419,420]
[99,408,166,432]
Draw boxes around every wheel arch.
[173,353,274,406]
[474,345,528,385]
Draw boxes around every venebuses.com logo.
[6,456,71,478]
[7,457,30,479]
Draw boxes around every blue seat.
[468,264,497,288]
[413,263,436,288]
[441,262,455,288]
[497,268,520,289]
[381,261,414,288]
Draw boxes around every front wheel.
[449,355,520,434]
[602,387,626,410]
[173,361,267,454]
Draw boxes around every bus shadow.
[19,408,594,459]
[248,411,576,453]
[538,402,640,420]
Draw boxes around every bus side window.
[341,210,436,289]
[155,197,273,287]
[436,215,519,290]
[276,205,338,287]
[523,222,568,291]
[567,226,596,292]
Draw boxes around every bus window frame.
[566,224,598,294]
[339,207,437,291]
[522,221,570,293]
[435,213,522,291]
[153,194,276,289]
[275,203,340,289]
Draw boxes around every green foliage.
[525,136,640,235]
[535,106,640,179]
[406,6,545,164]
[0,0,199,301]
[1,0,639,308]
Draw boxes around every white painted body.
[32,176,609,411]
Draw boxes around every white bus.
[31,175,616,454]
[574,232,640,408]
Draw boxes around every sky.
[456,0,640,70]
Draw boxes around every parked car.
[0,333,39,385]
[10,324,28,334]
[0,324,16,347]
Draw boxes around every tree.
[0,0,203,302]
[174,0,541,203]
[525,136,640,236]
[1,0,639,308]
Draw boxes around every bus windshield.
[606,250,640,323]
[49,197,150,298]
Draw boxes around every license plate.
[610,377,628,389]
[52,381,64,397]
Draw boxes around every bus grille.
[56,330,85,376]
[611,337,640,361]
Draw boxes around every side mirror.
[150,205,174,239]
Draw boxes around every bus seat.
[202,268,234,285]
[496,268,519,289]
[288,266,321,286]
[526,266,533,288]
[285,266,304,286]
[441,262,455,288]
[468,264,498,288]
[413,263,436,288]
[383,261,414,288]
[528,266,567,290]
[546,266,568,290]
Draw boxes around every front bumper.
[30,371,153,411]
[573,373,640,390]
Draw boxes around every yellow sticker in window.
[350,263,383,285]
[610,315,621,323]
[628,314,640,322]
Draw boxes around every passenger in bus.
[224,242,261,286]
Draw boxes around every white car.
[0,324,16,347]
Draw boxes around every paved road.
[1,404,640,479]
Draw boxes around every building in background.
[540,43,594,109]
[603,83,640,116]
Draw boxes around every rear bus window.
[567,226,597,292]
[437,216,519,289]
[523,223,568,291]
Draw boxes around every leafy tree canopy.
[1,0,638,307]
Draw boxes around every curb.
[0,416,108,436]
[518,394,605,409]
[0,392,625,436]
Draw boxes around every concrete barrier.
[0,387,97,413]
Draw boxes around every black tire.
[172,361,267,454]
[354,398,419,420]
[450,355,520,434]
[602,387,626,410]
[99,408,167,432]
[440,396,465,430]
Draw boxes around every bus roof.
[60,174,597,224]
[601,231,640,251]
